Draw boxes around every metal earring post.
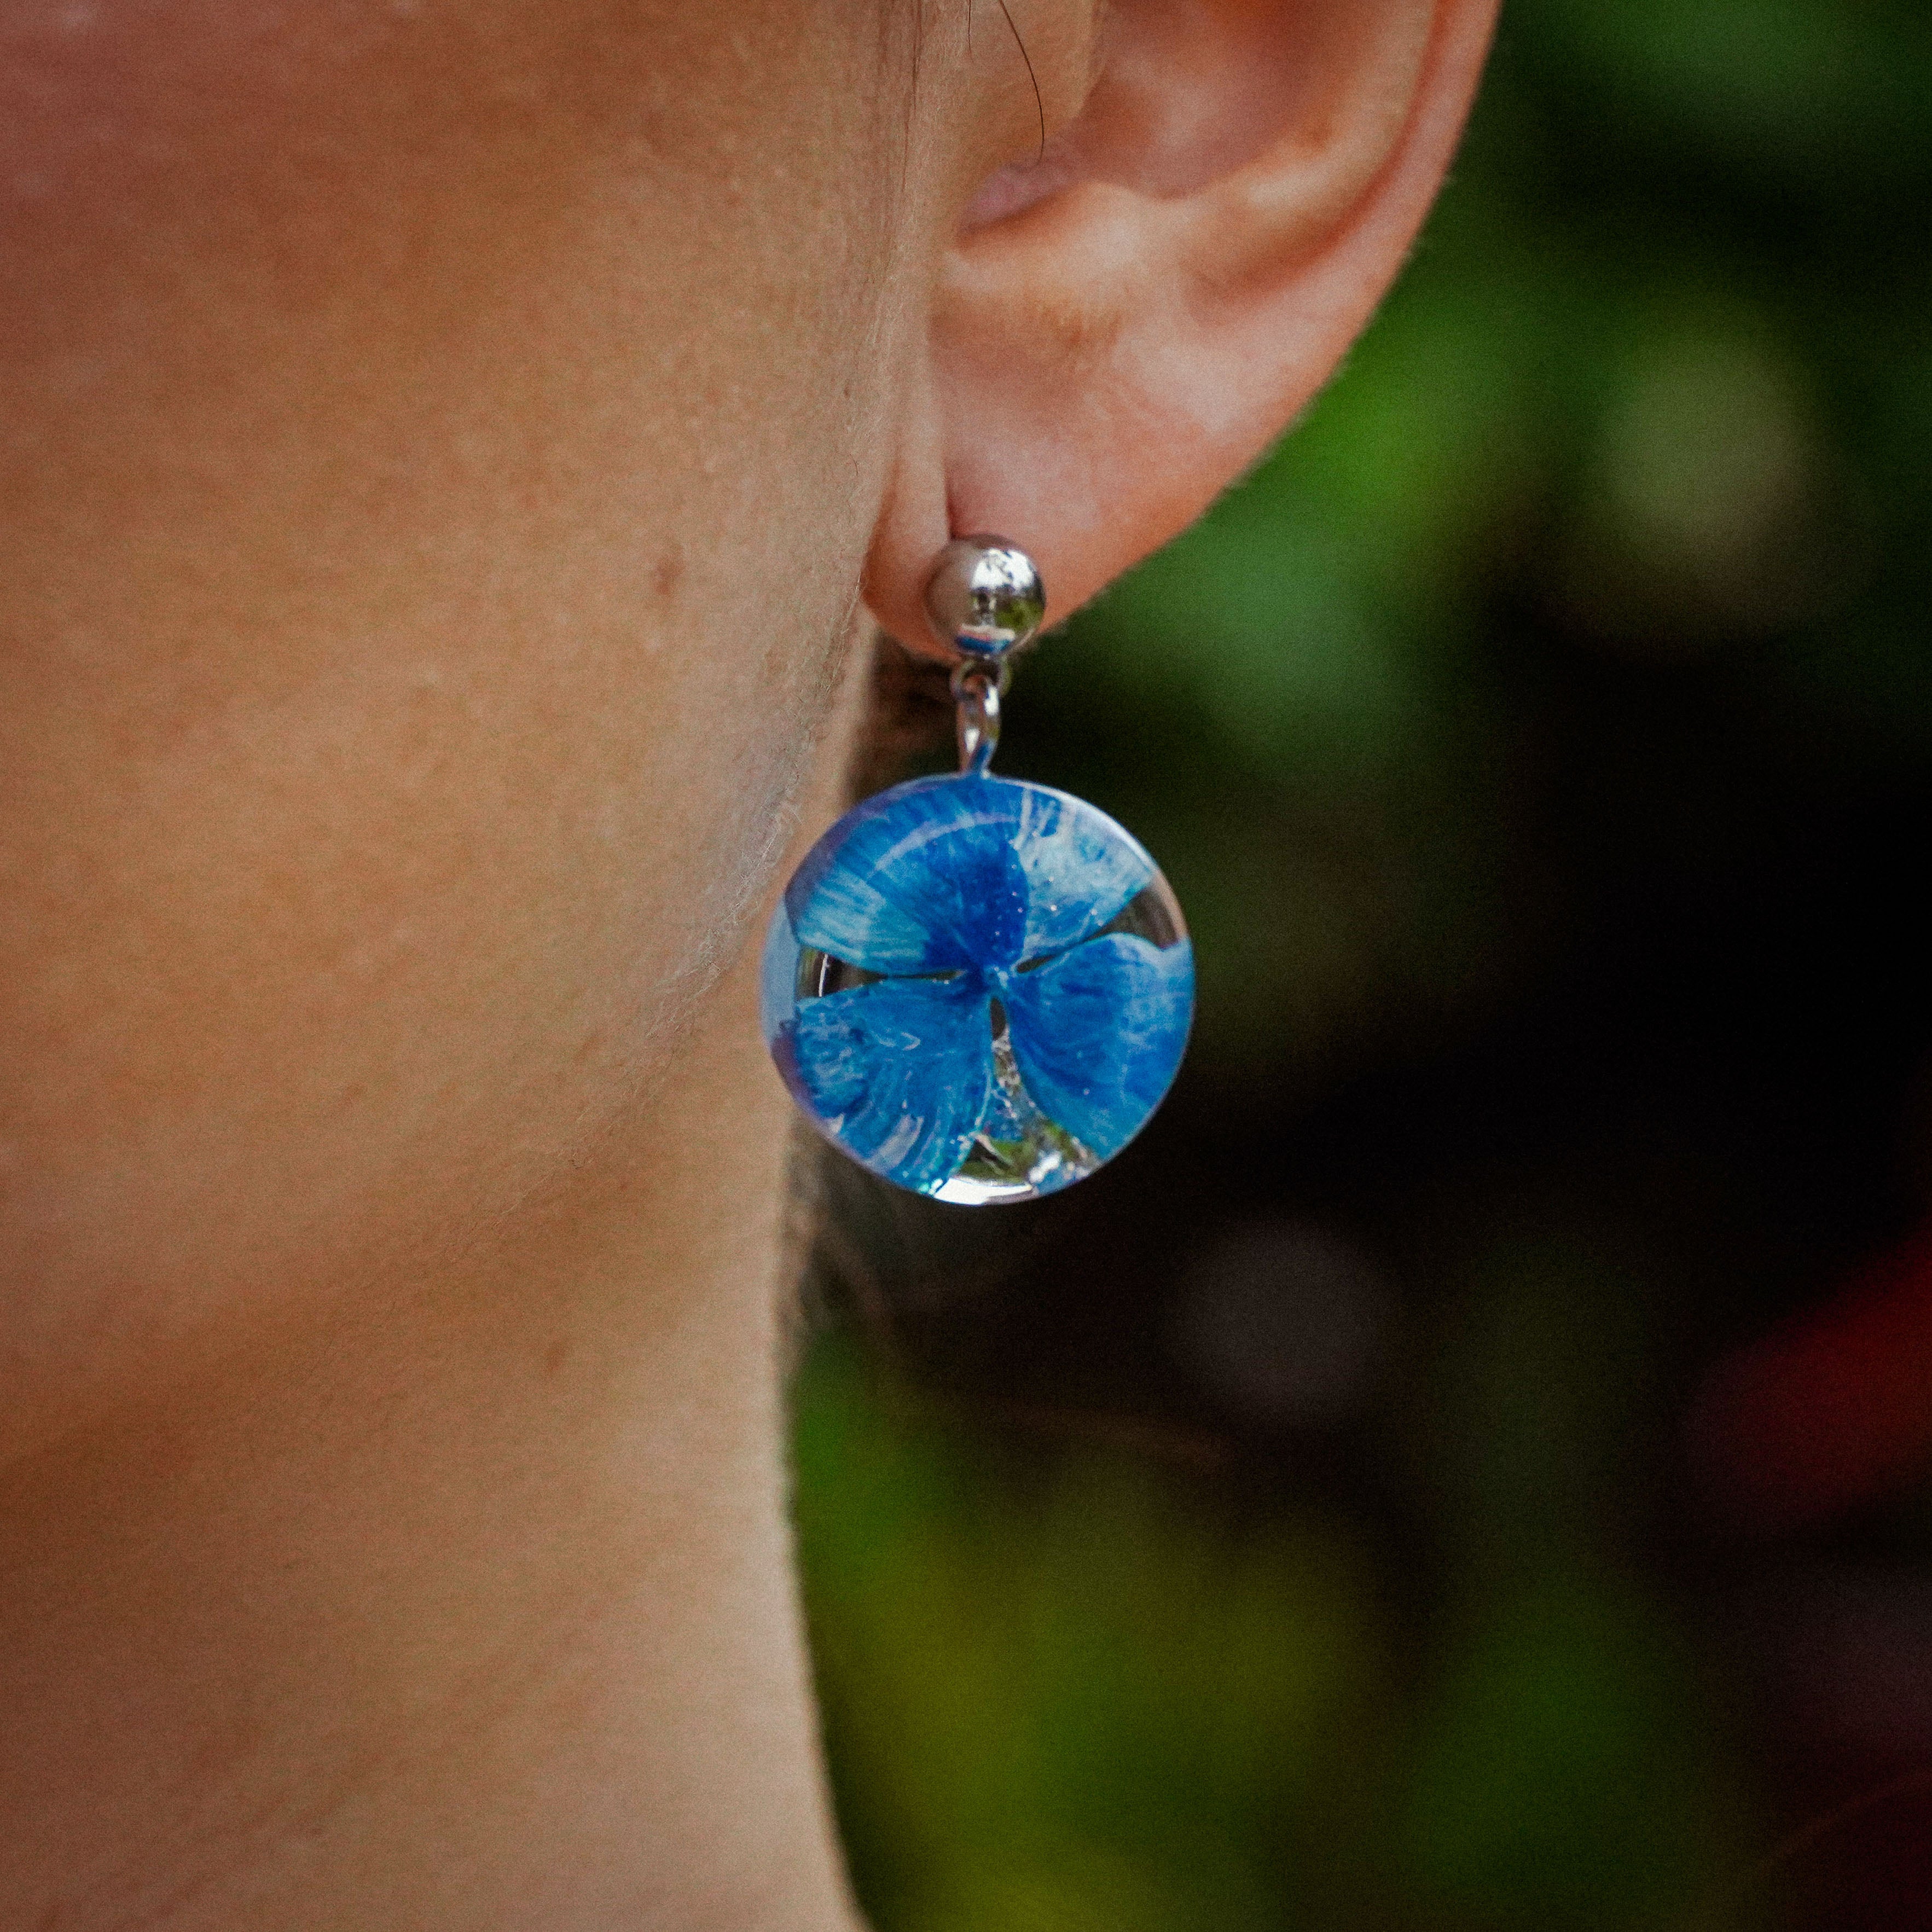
[923,534,1045,781]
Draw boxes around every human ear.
[866,0,1501,655]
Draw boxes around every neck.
[0,943,856,1932]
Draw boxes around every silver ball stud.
[924,536,1046,663]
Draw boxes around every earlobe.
[866,0,1500,660]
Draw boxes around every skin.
[0,2,1498,1927]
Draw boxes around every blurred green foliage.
[1007,0,1932,1092]
[796,1342,1753,1932]
[793,2,1932,1926]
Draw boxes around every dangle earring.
[761,538,1193,1203]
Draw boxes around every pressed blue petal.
[782,859,937,977]
[775,976,994,1194]
[1000,935,1193,1161]
[786,776,1030,973]
[1013,783,1158,959]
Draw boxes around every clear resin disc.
[762,774,1193,1204]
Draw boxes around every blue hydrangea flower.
[762,775,1193,1200]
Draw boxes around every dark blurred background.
[790,3,1932,1925]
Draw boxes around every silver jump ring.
[951,660,1009,777]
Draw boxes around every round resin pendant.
[761,773,1193,1203]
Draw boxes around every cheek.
[1,570,854,1385]
[0,0,907,1441]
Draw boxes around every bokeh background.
[790,4,1932,1926]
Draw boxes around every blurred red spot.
[1696,1224,1932,1530]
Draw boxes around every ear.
[866,0,1501,657]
